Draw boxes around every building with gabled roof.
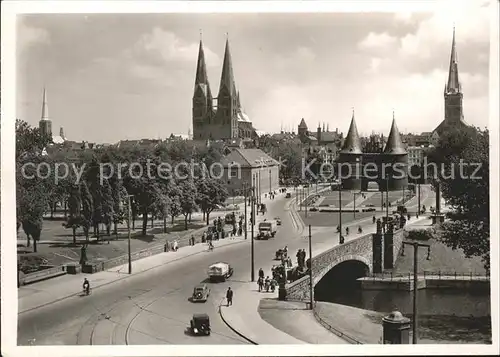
[220,147,280,196]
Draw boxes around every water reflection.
[317,286,492,343]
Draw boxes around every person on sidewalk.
[257,276,264,292]
[372,215,376,224]
[173,240,178,252]
[259,268,265,280]
[83,278,90,295]
[226,287,233,306]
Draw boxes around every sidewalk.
[18,236,247,314]
[219,206,431,345]
[220,282,306,344]
[18,192,286,314]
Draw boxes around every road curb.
[218,300,258,345]
[18,238,248,314]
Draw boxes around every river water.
[317,287,492,344]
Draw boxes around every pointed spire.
[219,36,236,96]
[341,110,362,154]
[41,87,49,121]
[322,123,326,132]
[298,118,308,129]
[327,123,330,132]
[195,38,209,86]
[384,112,406,155]
[445,26,461,94]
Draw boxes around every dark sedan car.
[192,284,210,302]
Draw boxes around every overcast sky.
[16,0,491,143]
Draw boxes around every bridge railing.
[366,271,490,281]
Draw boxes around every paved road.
[18,194,299,345]
[18,185,437,345]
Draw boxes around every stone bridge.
[285,230,405,301]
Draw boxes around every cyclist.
[83,278,90,295]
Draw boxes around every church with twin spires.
[192,36,256,142]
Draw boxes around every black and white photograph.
[1,0,498,356]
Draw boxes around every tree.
[168,182,182,226]
[123,157,163,236]
[101,178,115,237]
[64,183,82,244]
[197,178,229,225]
[15,119,52,159]
[427,127,490,272]
[18,181,47,253]
[80,180,93,241]
[179,179,198,230]
[111,178,127,236]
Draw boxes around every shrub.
[406,228,435,241]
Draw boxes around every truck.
[207,262,234,282]
[257,220,278,240]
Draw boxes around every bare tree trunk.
[163,217,167,233]
[72,227,76,244]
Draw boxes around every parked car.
[191,284,210,302]
[285,192,292,198]
[207,262,234,282]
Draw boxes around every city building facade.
[220,148,280,196]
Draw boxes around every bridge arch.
[313,254,371,286]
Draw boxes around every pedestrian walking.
[257,277,264,292]
[259,268,265,280]
[226,287,233,306]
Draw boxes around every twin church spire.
[194,35,237,101]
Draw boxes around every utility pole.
[417,178,421,218]
[353,192,357,219]
[269,169,272,197]
[305,186,308,218]
[338,180,343,244]
[251,186,255,282]
[386,178,389,220]
[401,241,431,344]
[126,194,133,274]
[308,224,313,310]
[244,182,248,240]
[258,171,261,205]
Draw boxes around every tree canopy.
[427,126,490,272]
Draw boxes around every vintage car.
[285,192,292,198]
[275,217,282,225]
[207,262,234,282]
[190,313,211,336]
[191,284,210,302]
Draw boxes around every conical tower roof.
[340,111,362,154]
[298,118,308,129]
[194,39,213,99]
[445,26,461,94]
[384,113,406,155]
[41,87,49,121]
[219,37,236,96]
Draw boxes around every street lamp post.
[269,169,272,198]
[401,241,431,344]
[338,179,343,244]
[251,186,255,282]
[308,224,313,310]
[386,178,389,221]
[243,182,248,240]
[258,171,261,205]
[125,194,134,274]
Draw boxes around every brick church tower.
[192,39,214,140]
[433,27,468,137]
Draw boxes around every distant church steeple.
[433,27,468,137]
[192,34,214,140]
[39,87,52,137]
